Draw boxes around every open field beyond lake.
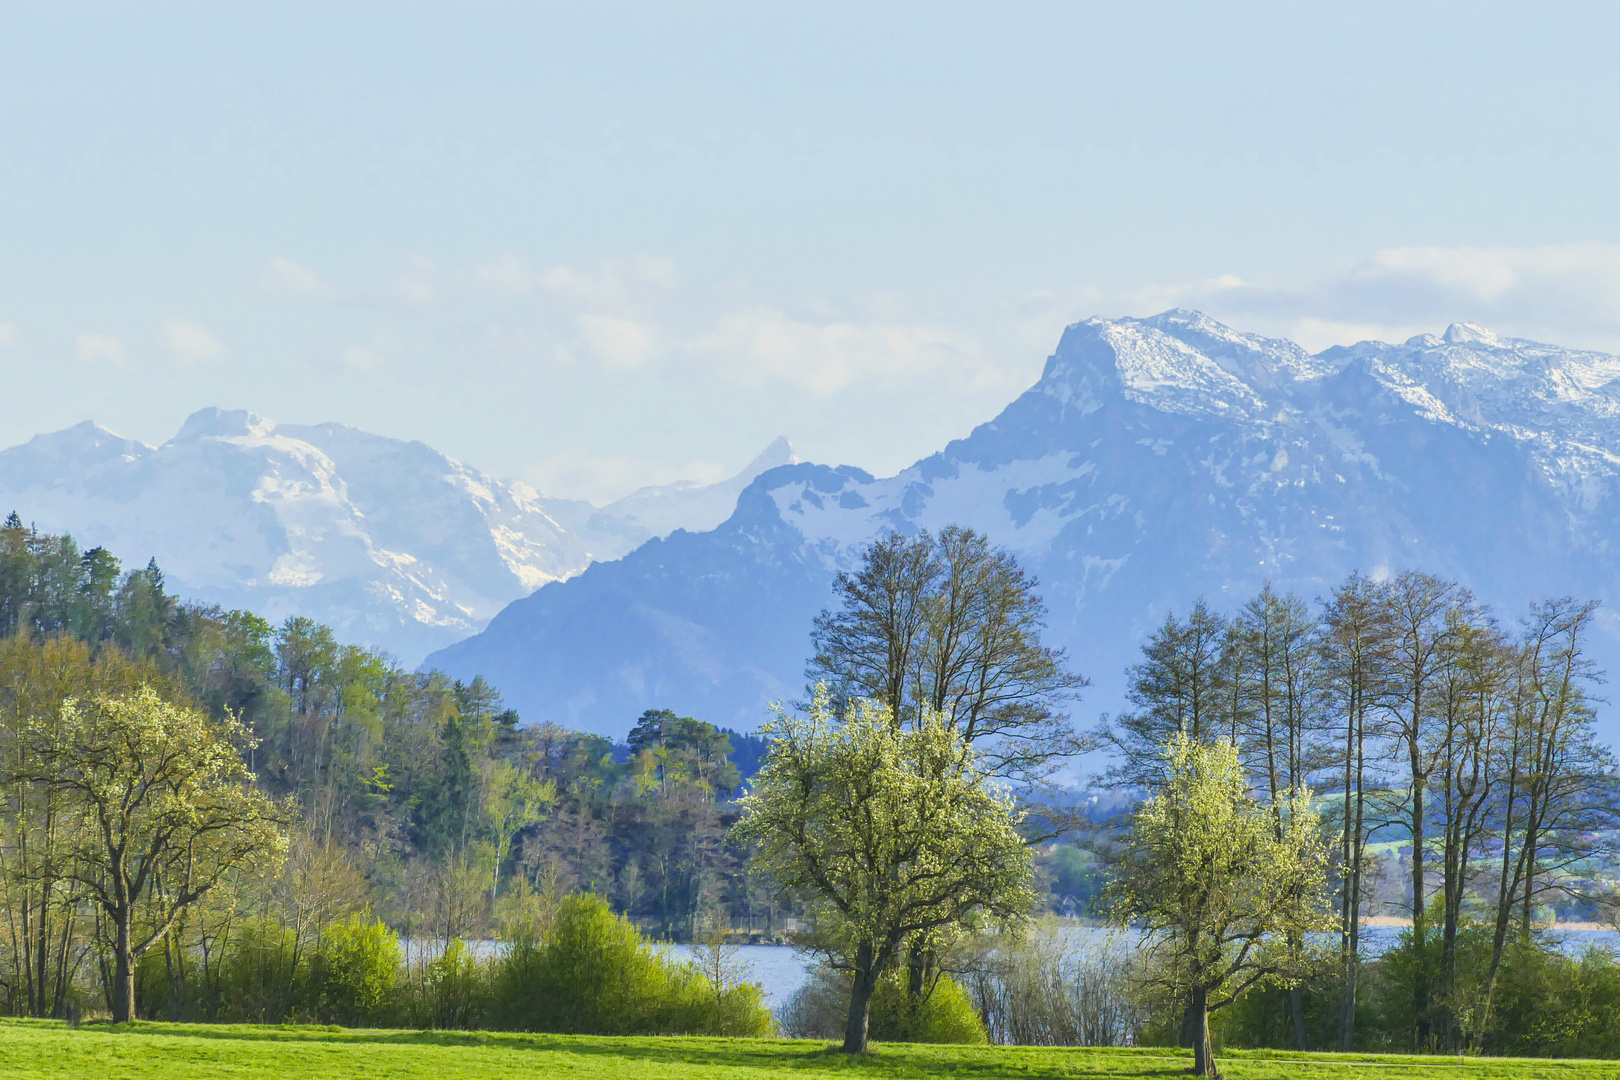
[2,1021,1619,1080]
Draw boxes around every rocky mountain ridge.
[427,310,1620,740]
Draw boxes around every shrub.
[871,973,987,1044]
[1486,941,1620,1058]
[490,893,770,1036]
[402,940,491,1030]
[304,914,402,1027]
[135,917,302,1023]
[209,918,303,1023]
[777,962,986,1044]
[960,926,1143,1046]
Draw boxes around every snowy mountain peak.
[1037,312,1325,425]
[426,311,1620,737]
[0,411,781,663]
[1442,322,1505,348]
[745,436,800,474]
[168,406,278,443]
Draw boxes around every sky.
[3,2,1620,503]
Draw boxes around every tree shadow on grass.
[90,1025,1195,1078]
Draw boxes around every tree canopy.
[736,688,1034,1052]
[1106,734,1331,1077]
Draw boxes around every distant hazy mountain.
[535,437,800,560]
[426,310,1620,740]
[0,407,792,663]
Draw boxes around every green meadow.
[2,1021,1618,1080]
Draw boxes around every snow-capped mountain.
[0,408,792,663]
[426,310,1620,739]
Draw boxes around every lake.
[669,924,1620,1013]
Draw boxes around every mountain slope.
[0,408,791,663]
[426,310,1620,738]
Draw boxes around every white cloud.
[341,344,385,370]
[74,332,129,366]
[541,255,676,308]
[162,317,229,363]
[474,254,545,296]
[393,257,437,306]
[261,256,333,299]
[688,308,1000,397]
[0,323,22,351]
[470,254,1012,392]
[578,314,658,368]
[1027,244,1620,354]
[473,254,676,303]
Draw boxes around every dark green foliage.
[1039,846,1102,916]
[628,709,742,795]
[403,941,489,1031]
[1211,960,1348,1053]
[718,728,769,784]
[1486,943,1620,1057]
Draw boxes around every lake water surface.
[669,925,1620,1013]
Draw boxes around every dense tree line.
[1100,574,1620,1054]
[9,508,1620,1060]
[0,517,784,1019]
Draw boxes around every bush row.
[136,894,772,1036]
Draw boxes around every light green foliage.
[478,758,555,898]
[779,963,986,1045]
[2,1020,1619,1080]
[1106,735,1331,1075]
[627,709,742,796]
[870,973,987,1045]
[20,684,289,1022]
[736,689,1034,1052]
[406,940,489,1031]
[490,893,771,1036]
[305,915,402,1027]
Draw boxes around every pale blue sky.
[4,2,1619,500]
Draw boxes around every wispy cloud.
[578,314,659,369]
[393,257,437,306]
[340,344,385,370]
[473,254,544,296]
[162,317,229,363]
[0,323,22,351]
[260,256,334,299]
[74,332,129,366]
[474,254,1008,394]
[687,308,1000,397]
[540,255,676,307]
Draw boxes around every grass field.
[2,1019,1619,1080]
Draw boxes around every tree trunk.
[112,911,136,1023]
[1290,986,1307,1050]
[1409,747,1430,1045]
[843,943,879,1054]
[1190,985,1218,1077]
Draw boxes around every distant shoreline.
[1359,915,1614,931]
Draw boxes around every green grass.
[2,1019,1619,1079]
